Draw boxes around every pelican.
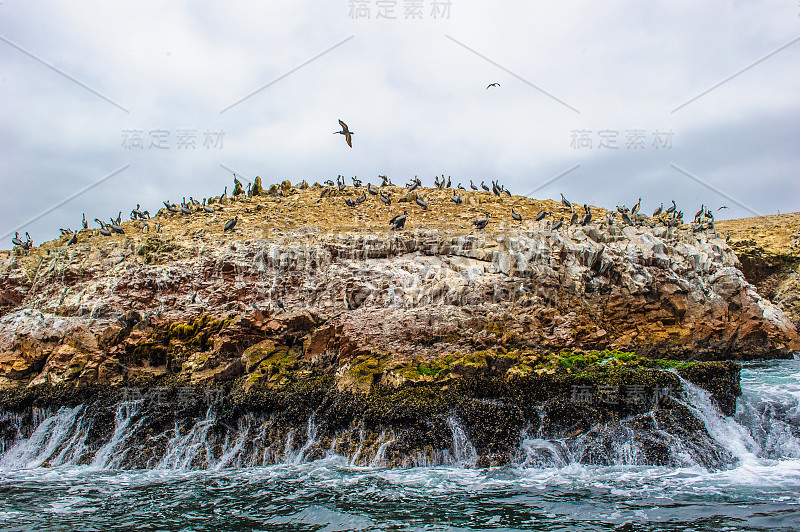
[535,210,549,221]
[345,197,356,207]
[631,198,641,216]
[82,213,88,230]
[653,203,663,217]
[561,193,571,209]
[334,119,354,147]
[551,217,564,231]
[665,200,676,214]
[472,213,491,230]
[415,196,428,210]
[450,193,463,204]
[67,233,78,246]
[11,232,24,247]
[355,191,366,204]
[470,180,478,191]
[202,198,214,213]
[481,181,490,192]
[367,183,379,195]
[694,204,705,222]
[380,191,391,205]
[511,208,522,221]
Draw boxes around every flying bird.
[486,83,501,89]
[334,119,354,147]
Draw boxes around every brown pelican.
[334,119,354,147]
[511,208,522,221]
[82,213,88,230]
[415,196,428,210]
[551,217,564,231]
[380,191,391,205]
[665,200,676,214]
[470,180,478,191]
[472,213,491,230]
[535,210,549,221]
[653,203,663,217]
[561,193,571,209]
[367,183,379,195]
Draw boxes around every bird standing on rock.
[390,211,407,230]
[561,193,571,209]
[511,208,522,221]
[415,196,428,210]
[224,216,238,232]
[472,213,491,230]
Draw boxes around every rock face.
[0,194,798,391]
[0,186,796,468]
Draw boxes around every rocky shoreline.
[1,183,797,467]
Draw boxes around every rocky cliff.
[0,182,796,467]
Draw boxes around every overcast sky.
[1,1,798,248]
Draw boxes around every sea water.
[1,359,798,531]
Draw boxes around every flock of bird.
[9,118,724,253]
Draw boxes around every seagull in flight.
[486,83,501,90]
[334,119,354,147]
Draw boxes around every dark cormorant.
[224,216,238,232]
[390,210,408,230]
[334,119,354,147]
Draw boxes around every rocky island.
[1,180,798,469]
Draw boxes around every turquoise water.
[1,360,799,531]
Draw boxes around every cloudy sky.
[1,1,798,248]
